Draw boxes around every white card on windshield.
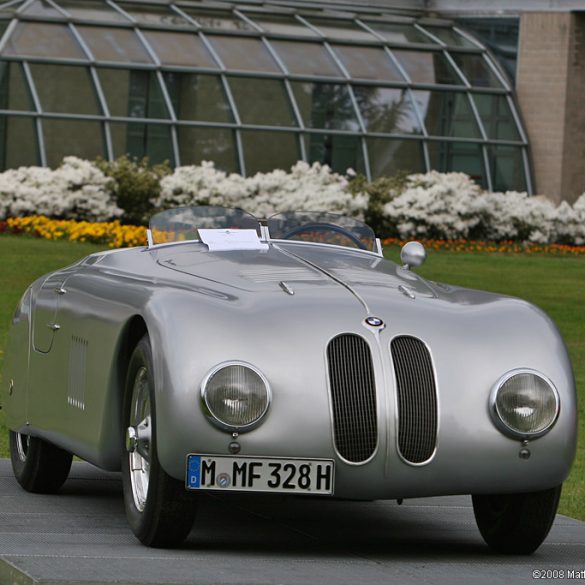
[199,229,268,252]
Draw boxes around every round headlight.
[491,370,560,438]
[201,362,270,431]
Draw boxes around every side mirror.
[400,241,426,270]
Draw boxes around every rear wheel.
[472,484,562,554]
[121,334,197,547]
[9,430,72,494]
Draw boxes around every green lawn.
[0,235,583,520]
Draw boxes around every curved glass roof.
[0,0,531,192]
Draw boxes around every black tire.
[121,334,197,548]
[9,430,73,494]
[472,484,562,554]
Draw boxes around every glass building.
[0,0,531,192]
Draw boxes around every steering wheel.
[281,222,368,250]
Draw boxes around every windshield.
[268,211,376,252]
[149,207,377,253]
[149,207,261,245]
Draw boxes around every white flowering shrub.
[382,171,585,244]
[2,156,585,246]
[383,171,483,239]
[0,157,122,221]
[554,196,585,245]
[155,161,368,218]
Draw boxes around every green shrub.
[95,156,172,225]
[347,172,409,237]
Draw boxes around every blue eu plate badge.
[187,455,201,489]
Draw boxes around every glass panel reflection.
[332,45,404,81]
[181,7,253,32]
[43,119,105,167]
[30,64,100,115]
[207,36,279,72]
[488,145,526,192]
[472,93,520,141]
[78,25,152,63]
[0,116,39,170]
[367,138,425,176]
[57,0,129,23]
[450,53,502,88]
[163,73,232,123]
[412,90,481,138]
[241,131,299,173]
[229,77,296,126]
[363,21,437,44]
[304,17,377,41]
[116,3,190,27]
[270,40,342,76]
[142,31,217,68]
[177,126,238,172]
[428,141,486,188]
[3,22,86,59]
[457,18,519,83]
[21,0,64,18]
[392,49,463,85]
[305,133,365,175]
[354,87,422,134]
[0,62,34,111]
[421,26,476,48]
[244,13,318,37]
[291,82,359,131]
[98,69,170,120]
[111,121,174,165]
[0,3,19,15]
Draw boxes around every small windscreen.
[267,211,376,252]
[149,206,261,245]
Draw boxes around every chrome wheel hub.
[128,366,151,513]
[15,432,30,462]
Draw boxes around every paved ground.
[0,459,583,585]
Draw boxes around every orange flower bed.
[382,237,585,256]
[2,217,585,254]
[1,216,147,248]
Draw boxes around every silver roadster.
[3,206,577,552]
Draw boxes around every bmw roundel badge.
[365,316,384,327]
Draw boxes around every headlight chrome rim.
[201,361,271,432]
[490,368,560,439]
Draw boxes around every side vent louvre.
[327,334,377,463]
[68,336,88,410]
[391,336,437,464]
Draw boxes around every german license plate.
[186,454,334,495]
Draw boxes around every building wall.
[516,12,585,203]
[562,13,585,204]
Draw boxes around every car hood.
[152,241,505,314]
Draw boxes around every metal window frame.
[21,60,45,165]
[0,0,534,192]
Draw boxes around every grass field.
[0,235,583,520]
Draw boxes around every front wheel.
[472,484,562,554]
[9,431,73,494]
[121,334,197,547]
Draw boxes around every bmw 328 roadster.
[3,206,577,552]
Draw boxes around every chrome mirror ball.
[400,241,427,270]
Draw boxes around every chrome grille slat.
[327,334,377,463]
[391,336,437,464]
